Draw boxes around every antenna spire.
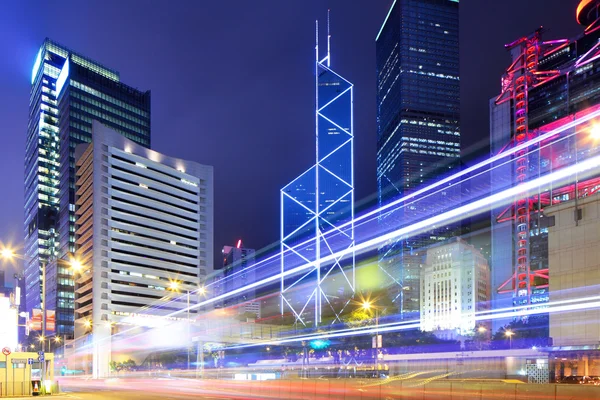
[327,9,331,67]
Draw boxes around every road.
[9,392,243,400]
[51,378,273,399]
[9,376,600,399]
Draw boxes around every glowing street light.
[84,319,92,329]
[169,280,180,292]
[71,259,84,273]
[591,123,600,140]
[0,248,15,260]
[505,330,515,349]
[478,326,487,333]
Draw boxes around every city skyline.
[1,1,600,394]
[0,1,583,275]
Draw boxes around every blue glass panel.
[318,65,351,107]
[320,141,352,185]
[319,89,351,134]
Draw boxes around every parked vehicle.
[560,376,591,384]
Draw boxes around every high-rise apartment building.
[420,238,490,340]
[376,0,460,315]
[25,38,151,338]
[490,1,600,329]
[72,122,213,377]
[216,242,259,317]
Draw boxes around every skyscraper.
[72,122,213,378]
[281,19,355,327]
[376,0,460,315]
[216,241,259,317]
[490,0,600,327]
[25,38,151,339]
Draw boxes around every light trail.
[177,153,600,316]
[72,117,600,356]
[207,107,597,290]
[224,295,600,349]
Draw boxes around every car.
[588,376,600,385]
[560,376,591,384]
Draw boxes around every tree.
[491,315,549,349]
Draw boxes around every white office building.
[420,238,490,339]
[72,122,213,377]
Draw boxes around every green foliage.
[109,358,137,372]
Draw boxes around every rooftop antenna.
[316,19,319,65]
[327,9,331,67]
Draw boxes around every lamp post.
[362,301,380,376]
[169,281,204,372]
[1,248,82,343]
[2,247,82,384]
[477,326,487,351]
[505,330,514,349]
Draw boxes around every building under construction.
[490,0,600,330]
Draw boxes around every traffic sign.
[27,358,34,365]
[37,351,44,356]
[2,347,11,356]
[38,355,44,362]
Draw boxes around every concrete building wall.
[547,193,600,347]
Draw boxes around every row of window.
[71,80,149,118]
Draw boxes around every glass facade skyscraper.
[280,22,355,327]
[25,38,151,338]
[376,0,460,315]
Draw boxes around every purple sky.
[0,0,583,274]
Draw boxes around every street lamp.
[505,330,514,349]
[168,280,203,371]
[1,248,14,260]
[476,326,487,351]
[362,301,380,376]
[591,123,600,140]
[1,248,83,350]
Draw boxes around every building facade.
[545,193,600,378]
[25,38,151,339]
[546,193,600,347]
[280,20,355,327]
[216,242,259,318]
[376,0,461,316]
[72,122,213,378]
[490,1,600,330]
[420,238,490,339]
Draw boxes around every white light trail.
[209,106,599,289]
[175,153,600,317]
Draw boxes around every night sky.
[0,1,583,274]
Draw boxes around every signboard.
[371,335,382,349]
[46,310,55,332]
[11,359,26,364]
[0,298,18,349]
[31,309,42,331]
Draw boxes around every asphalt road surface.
[10,392,243,400]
